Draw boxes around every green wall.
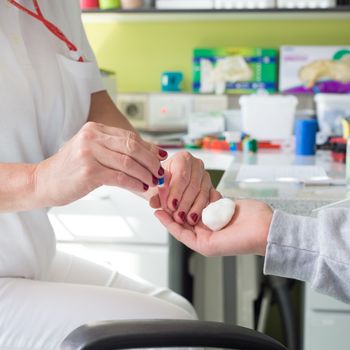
[83,17,350,93]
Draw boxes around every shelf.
[82,6,350,22]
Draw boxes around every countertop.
[217,150,349,216]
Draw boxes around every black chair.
[60,319,287,350]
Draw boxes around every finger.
[141,139,168,161]
[149,172,172,213]
[210,188,223,202]
[154,210,198,249]
[158,170,172,210]
[186,172,212,226]
[93,144,159,187]
[101,167,149,193]
[167,155,192,212]
[96,123,168,161]
[173,160,205,224]
[99,132,164,179]
[149,194,161,209]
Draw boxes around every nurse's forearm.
[0,163,37,212]
[88,90,136,132]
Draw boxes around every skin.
[155,198,273,257]
[1,90,218,226]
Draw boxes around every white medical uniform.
[0,1,195,349]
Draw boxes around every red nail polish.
[152,175,158,185]
[143,184,149,191]
[190,213,199,223]
[159,149,168,158]
[158,167,165,176]
[172,199,178,210]
[179,211,186,222]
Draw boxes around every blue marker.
[158,177,165,187]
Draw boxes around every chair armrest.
[60,319,287,350]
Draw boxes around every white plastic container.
[214,0,275,9]
[277,0,335,8]
[315,94,350,137]
[239,94,298,141]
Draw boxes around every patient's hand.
[149,151,221,226]
[155,199,273,257]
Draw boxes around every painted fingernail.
[172,199,179,210]
[190,213,199,223]
[159,149,168,158]
[143,184,149,191]
[152,175,158,185]
[179,211,186,222]
[158,167,165,176]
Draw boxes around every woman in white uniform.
[0,1,220,349]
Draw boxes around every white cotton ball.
[202,198,236,231]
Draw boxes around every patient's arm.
[156,199,350,304]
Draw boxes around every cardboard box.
[193,48,277,94]
[279,46,350,94]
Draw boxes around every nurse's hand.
[149,151,221,226]
[155,199,273,256]
[34,122,167,206]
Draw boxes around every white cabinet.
[49,186,169,287]
[303,286,350,350]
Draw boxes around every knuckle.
[182,151,193,161]
[78,128,95,144]
[76,146,92,160]
[83,121,97,131]
[114,171,128,187]
[120,154,133,169]
[174,150,192,162]
[80,164,96,180]
[179,169,190,181]
[125,134,139,154]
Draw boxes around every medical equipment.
[8,0,84,62]
[158,177,165,187]
[202,198,236,231]
[117,93,228,132]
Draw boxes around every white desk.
[217,150,350,350]
[218,150,348,215]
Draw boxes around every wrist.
[257,206,274,256]
[30,161,53,209]
[29,163,45,209]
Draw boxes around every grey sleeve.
[264,208,350,303]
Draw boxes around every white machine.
[117,93,229,132]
